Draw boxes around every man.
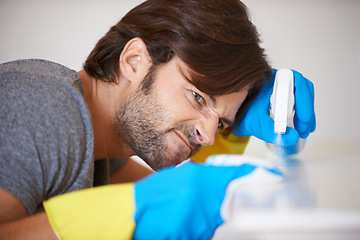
[0,0,315,239]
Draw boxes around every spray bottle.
[267,68,305,158]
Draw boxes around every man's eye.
[218,121,224,130]
[192,91,205,105]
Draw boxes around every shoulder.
[0,59,79,83]
[0,59,91,135]
[0,59,94,214]
[0,58,94,163]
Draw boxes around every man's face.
[113,57,248,170]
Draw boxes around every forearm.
[0,212,57,240]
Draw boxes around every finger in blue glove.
[292,70,316,139]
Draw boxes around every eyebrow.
[209,96,234,127]
[209,96,217,106]
[220,117,235,128]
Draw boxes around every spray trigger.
[270,69,295,134]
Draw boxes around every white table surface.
[213,140,360,240]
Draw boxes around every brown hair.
[84,0,272,133]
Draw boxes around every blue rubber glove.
[133,162,257,240]
[233,69,316,146]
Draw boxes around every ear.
[119,37,151,84]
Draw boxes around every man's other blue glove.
[133,162,257,240]
[233,69,316,146]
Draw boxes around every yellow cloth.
[44,183,135,240]
[191,132,249,163]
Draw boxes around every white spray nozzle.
[270,69,295,134]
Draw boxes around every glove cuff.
[44,183,135,240]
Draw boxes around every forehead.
[214,90,248,113]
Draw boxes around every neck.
[78,69,134,160]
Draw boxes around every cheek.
[157,89,195,124]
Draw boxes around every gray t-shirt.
[0,59,96,214]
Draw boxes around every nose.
[193,113,218,147]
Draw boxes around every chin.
[148,149,189,171]
[142,135,192,170]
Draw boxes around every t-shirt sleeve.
[0,69,93,214]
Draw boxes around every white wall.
[0,0,144,70]
[1,0,359,155]
[241,0,360,157]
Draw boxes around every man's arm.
[0,188,28,223]
[0,212,57,240]
[0,189,57,239]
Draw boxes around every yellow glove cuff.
[44,183,135,240]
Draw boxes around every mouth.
[174,131,192,151]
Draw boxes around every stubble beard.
[112,70,201,170]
